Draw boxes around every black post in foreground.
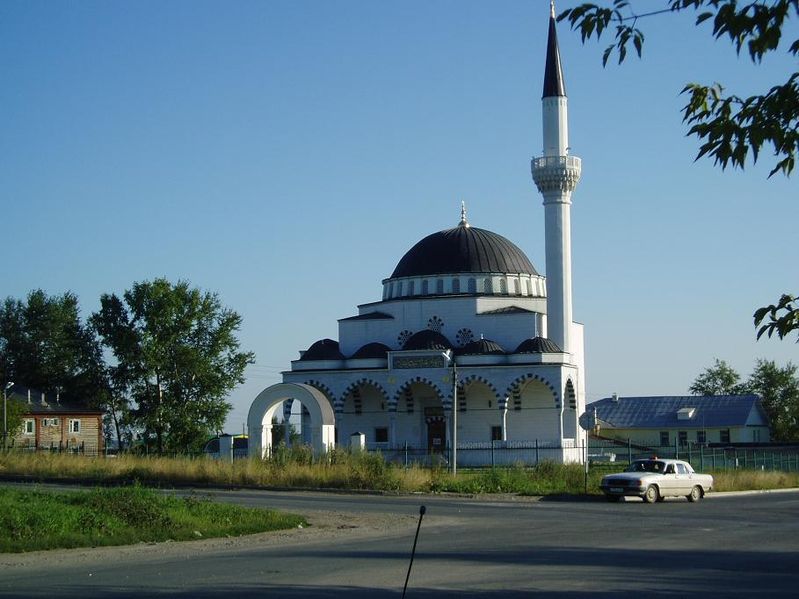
[401,505,426,598]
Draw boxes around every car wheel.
[687,485,702,502]
[643,485,659,503]
[656,494,666,502]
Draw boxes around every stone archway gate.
[247,383,335,458]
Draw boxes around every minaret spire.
[459,201,469,227]
[531,5,581,356]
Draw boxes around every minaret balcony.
[531,155,582,194]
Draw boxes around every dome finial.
[550,0,555,19]
[459,201,470,227]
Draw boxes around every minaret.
[532,1,581,355]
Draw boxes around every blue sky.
[2,0,797,433]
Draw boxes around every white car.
[600,458,714,503]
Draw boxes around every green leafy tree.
[747,359,799,441]
[90,278,255,454]
[271,415,300,446]
[754,293,799,343]
[2,396,26,449]
[689,358,747,395]
[560,1,798,343]
[0,290,104,403]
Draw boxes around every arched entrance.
[247,383,335,458]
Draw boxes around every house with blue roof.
[580,395,770,447]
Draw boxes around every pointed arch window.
[468,278,476,293]
[421,280,429,295]
[452,278,460,293]
[499,279,507,295]
[483,278,493,293]
[436,279,444,294]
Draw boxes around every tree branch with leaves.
[560,0,799,177]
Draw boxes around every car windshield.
[626,460,667,473]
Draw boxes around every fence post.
[628,438,632,464]
[491,440,495,469]
[535,439,539,465]
[675,437,679,460]
[404,441,408,468]
[699,443,704,470]
[584,441,588,495]
[712,448,716,470]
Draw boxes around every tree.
[754,293,799,343]
[90,278,255,453]
[690,358,799,440]
[689,358,746,395]
[0,290,104,403]
[560,1,798,342]
[747,359,799,441]
[2,396,26,449]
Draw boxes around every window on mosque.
[436,279,444,294]
[408,281,415,295]
[524,279,530,295]
[468,278,476,293]
[396,281,403,296]
[452,279,460,293]
[512,279,519,295]
[375,427,388,443]
[491,426,502,442]
[483,278,492,293]
[421,280,429,295]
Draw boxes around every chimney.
[27,389,31,404]
[41,392,47,406]
[611,393,619,403]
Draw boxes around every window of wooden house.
[69,419,81,434]
[374,427,388,443]
[24,419,34,435]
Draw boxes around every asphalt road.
[1,486,798,597]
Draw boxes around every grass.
[1,450,798,497]
[0,484,306,553]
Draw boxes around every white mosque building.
[248,5,586,464]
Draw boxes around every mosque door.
[425,411,446,453]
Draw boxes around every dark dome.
[403,330,453,351]
[390,223,537,278]
[351,342,390,359]
[300,338,345,361]
[514,336,562,353]
[457,338,506,355]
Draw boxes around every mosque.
[248,4,586,464]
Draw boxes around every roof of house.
[580,395,767,430]
[6,384,102,415]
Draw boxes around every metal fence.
[370,439,799,473]
[586,438,799,473]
